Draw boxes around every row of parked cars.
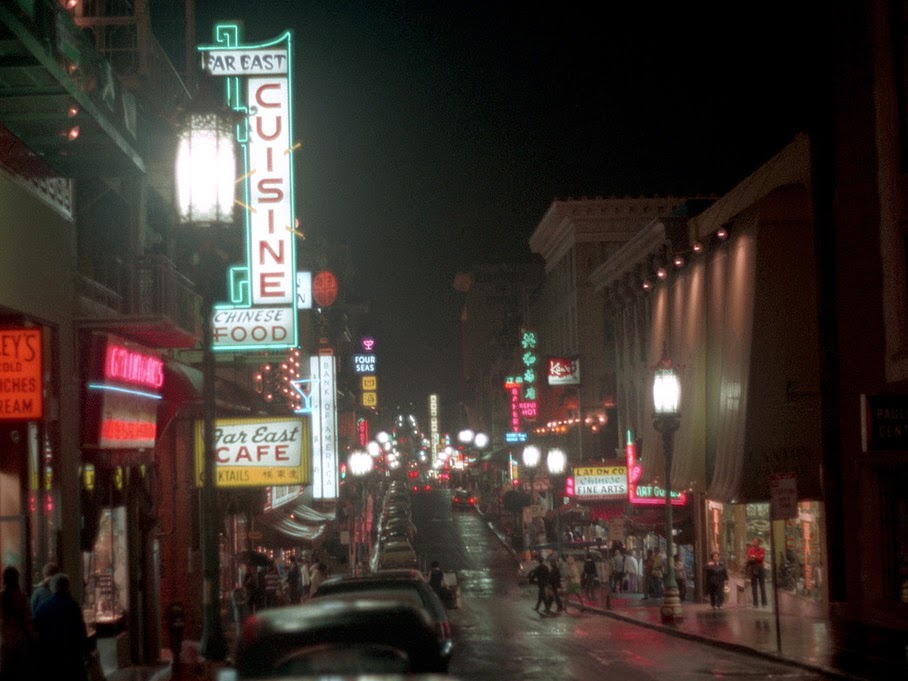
[220,480,456,678]
[369,480,419,571]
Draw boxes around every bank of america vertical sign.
[200,25,298,350]
[309,354,338,499]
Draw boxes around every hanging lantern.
[175,110,237,226]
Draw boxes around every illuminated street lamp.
[546,447,567,555]
[348,450,374,573]
[175,91,237,661]
[521,444,540,501]
[521,445,541,550]
[653,355,683,623]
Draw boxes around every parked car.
[313,569,454,669]
[379,516,418,541]
[229,597,447,677]
[373,539,419,570]
[451,488,477,510]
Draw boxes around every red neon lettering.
[257,178,284,202]
[255,83,282,108]
[255,115,282,141]
[104,344,164,390]
[258,240,285,265]
[100,419,156,443]
[259,273,286,297]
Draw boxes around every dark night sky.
[169,1,820,419]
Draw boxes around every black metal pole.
[657,417,683,623]
[200,293,227,660]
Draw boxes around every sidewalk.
[588,592,907,680]
[481,512,908,681]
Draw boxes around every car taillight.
[469,497,476,504]
[437,620,453,640]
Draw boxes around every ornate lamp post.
[347,450,374,574]
[653,355,683,623]
[546,447,567,555]
[175,94,237,661]
[521,445,540,501]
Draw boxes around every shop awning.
[253,501,336,548]
[161,360,264,413]
[157,359,267,438]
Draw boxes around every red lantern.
[312,270,338,307]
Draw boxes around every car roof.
[314,574,447,618]
[235,598,443,676]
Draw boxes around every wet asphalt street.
[410,488,835,681]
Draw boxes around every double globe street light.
[521,445,567,553]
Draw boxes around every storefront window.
[83,507,129,629]
[777,501,825,601]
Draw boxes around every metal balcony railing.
[77,255,202,348]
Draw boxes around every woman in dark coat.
[34,573,90,681]
[704,551,729,609]
[0,566,34,681]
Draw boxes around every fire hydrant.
[166,602,186,665]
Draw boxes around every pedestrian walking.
[548,556,564,613]
[610,549,625,593]
[673,554,688,601]
[264,564,282,607]
[528,556,552,614]
[299,555,311,600]
[309,561,327,597]
[623,550,639,593]
[563,555,583,610]
[30,562,59,617]
[704,551,729,609]
[242,569,261,614]
[33,573,90,681]
[643,549,655,597]
[1,566,34,681]
[745,536,768,607]
[286,556,301,604]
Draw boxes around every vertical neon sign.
[199,25,298,350]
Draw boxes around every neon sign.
[625,429,686,505]
[104,342,163,390]
[0,328,42,420]
[200,25,298,351]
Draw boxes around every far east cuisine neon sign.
[200,24,298,351]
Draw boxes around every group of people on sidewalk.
[240,554,331,615]
[526,536,769,614]
[703,537,768,609]
[0,561,95,681]
[527,552,599,615]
